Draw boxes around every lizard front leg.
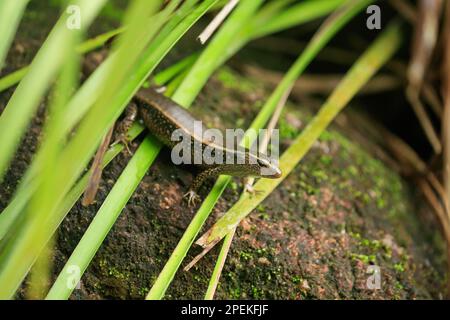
[184,166,223,207]
[112,102,138,154]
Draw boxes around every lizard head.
[253,154,282,178]
[214,150,282,179]
[241,152,281,178]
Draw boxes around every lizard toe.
[183,190,201,207]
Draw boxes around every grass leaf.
[0,0,30,71]
[0,0,107,181]
[0,0,160,299]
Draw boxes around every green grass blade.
[46,135,161,300]
[210,0,353,80]
[54,123,144,227]
[0,67,28,93]
[204,225,235,299]
[153,52,199,86]
[0,0,107,181]
[26,35,81,298]
[0,0,198,95]
[0,123,142,295]
[0,27,124,93]
[246,0,374,141]
[0,0,160,299]
[75,27,125,53]
[251,0,346,39]
[0,0,30,71]
[197,20,403,249]
[146,175,231,300]
[172,0,265,106]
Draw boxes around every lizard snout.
[262,164,282,179]
[271,166,282,178]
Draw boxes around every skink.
[130,88,282,205]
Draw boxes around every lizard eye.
[257,159,270,167]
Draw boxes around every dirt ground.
[0,2,447,300]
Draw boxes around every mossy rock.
[54,67,446,300]
[0,3,446,300]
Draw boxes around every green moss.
[256,204,266,213]
[107,266,128,279]
[350,253,377,264]
[240,251,253,261]
[360,238,382,251]
[279,118,300,140]
[349,232,361,240]
[311,169,328,182]
[319,155,333,166]
[393,263,406,273]
[292,275,302,284]
[216,67,256,93]
[347,165,359,177]
[299,180,319,195]
[193,274,204,283]
[251,285,264,299]
[49,0,125,21]
[259,212,270,220]
[138,286,149,296]
[319,131,334,142]
[317,128,407,219]
[349,233,394,262]
[236,117,245,127]
[376,197,386,209]
[98,258,130,282]
[256,248,268,255]
[395,282,404,291]
[229,286,241,299]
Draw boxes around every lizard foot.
[183,190,201,207]
[243,183,263,197]
[111,134,133,156]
